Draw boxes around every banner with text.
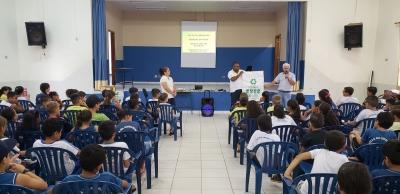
[242,71,264,101]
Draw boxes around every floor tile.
[202,178,232,190]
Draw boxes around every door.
[274,35,281,78]
[107,30,116,85]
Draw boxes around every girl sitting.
[319,102,340,127]
[17,110,40,132]
[70,110,96,132]
[103,90,122,111]
[287,99,301,119]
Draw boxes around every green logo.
[250,79,257,85]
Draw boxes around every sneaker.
[270,174,283,183]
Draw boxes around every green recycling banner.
[242,71,264,101]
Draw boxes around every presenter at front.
[228,62,245,106]
[264,63,296,109]
[159,67,176,106]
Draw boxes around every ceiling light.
[136,7,167,10]
[231,7,263,10]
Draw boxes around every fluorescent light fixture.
[136,7,167,10]
[231,7,263,10]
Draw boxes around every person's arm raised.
[230,71,244,82]
[264,81,277,88]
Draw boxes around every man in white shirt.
[346,96,382,133]
[228,62,245,106]
[336,86,359,107]
[264,63,296,109]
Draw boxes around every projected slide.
[181,31,216,53]
[181,21,217,68]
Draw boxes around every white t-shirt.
[0,100,12,107]
[160,76,174,99]
[32,140,79,175]
[247,130,280,167]
[271,115,297,127]
[354,109,383,133]
[299,105,307,111]
[228,69,245,93]
[100,142,131,173]
[148,99,158,102]
[300,149,349,194]
[17,96,28,101]
[125,97,141,102]
[336,96,359,107]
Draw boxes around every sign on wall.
[242,71,264,101]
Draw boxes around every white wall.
[303,0,379,102]
[0,0,20,87]
[372,0,400,92]
[14,0,93,100]
[275,3,287,60]
[106,2,123,60]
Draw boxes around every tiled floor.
[134,111,283,194]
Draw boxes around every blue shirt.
[116,121,141,133]
[0,172,17,185]
[274,72,296,92]
[61,172,122,187]
[371,169,400,178]
[74,126,96,132]
[361,128,397,144]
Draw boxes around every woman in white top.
[159,67,176,106]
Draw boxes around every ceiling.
[106,1,288,12]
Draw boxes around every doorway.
[274,34,281,78]
[107,30,116,85]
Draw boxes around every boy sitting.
[49,144,135,193]
[66,93,88,111]
[336,86,359,107]
[0,91,25,113]
[46,101,61,119]
[346,96,382,133]
[149,88,160,102]
[229,98,248,125]
[32,119,81,175]
[0,139,48,191]
[125,87,141,102]
[267,94,282,113]
[390,105,400,131]
[300,113,327,153]
[37,96,51,110]
[349,112,397,156]
[371,140,400,178]
[86,95,109,121]
[284,130,349,193]
[337,162,372,194]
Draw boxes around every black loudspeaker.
[25,22,47,48]
[201,90,214,117]
[344,23,363,50]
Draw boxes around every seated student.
[0,139,48,191]
[32,119,81,175]
[390,105,400,131]
[0,116,26,162]
[129,94,145,111]
[321,89,337,108]
[300,113,327,153]
[17,110,40,132]
[66,93,88,111]
[232,93,248,110]
[247,114,281,182]
[98,121,133,174]
[46,101,61,119]
[65,89,78,100]
[319,102,340,127]
[52,144,135,194]
[49,91,64,110]
[15,86,30,102]
[287,99,301,119]
[296,93,307,111]
[384,98,396,111]
[349,112,397,161]
[336,86,359,107]
[371,140,400,178]
[116,109,141,133]
[259,91,270,104]
[302,100,322,121]
[35,83,50,105]
[0,108,18,121]
[0,92,25,113]
[284,130,349,194]
[318,89,335,109]
[271,105,296,128]
[337,162,372,194]
[70,110,96,132]
[103,90,122,111]
[228,98,248,124]
[346,96,383,133]
[267,94,282,113]
[147,88,160,113]
[77,91,88,108]
[37,96,51,110]
[158,93,180,135]
[125,87,141,102]
[86,95,109,122]
[0,86,11,101]
[362,86,377,108]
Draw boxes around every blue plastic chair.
[372,175,400,194]
[18,100,35,110]
[146,101,159,125]
[283,173,337,194]
[322,125,352,146]
[352,143,385,172]
[0,105,8,111]
[376,103,386,110]
[137,120,158,139]
[271,125,303,144]
[233,118,258,165]
[99,105,118,113]
[351,118,376,135]
[38,110,49,121]
[338,103,362,121]
[158,104,182,141]
[228,110,246,145]
[293,118,309,128]
[122,101,146,111]
[5,121,19,138]
[245,142,299,194]
[115,131,158,189]
[14,130,45,150]
[90,121,102,127]
[63,110,80,127]
[260,102,269,113]
[26,147,80,184]
[64,131,100,149]
[96,110,119,123]
[303,102,312,109]
[52,181,132,194]
[131,110,154,128]
[0,184,35,194]
[142,88,149,103]
[62,100,72,106]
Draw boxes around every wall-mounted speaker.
[25,22,47,48]
[344,23,363,50]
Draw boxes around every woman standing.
[159,67,176,106]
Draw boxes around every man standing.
[264,63,296,108]
[228,62,245,106]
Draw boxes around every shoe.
[270,174,283,183]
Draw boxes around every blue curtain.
[92,0,108,90]
[286,2,302,90]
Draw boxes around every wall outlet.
[222,76,225,78]
[154,75,157,78]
